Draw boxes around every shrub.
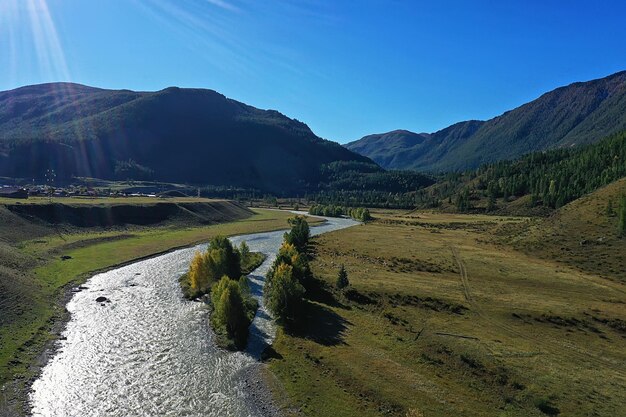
[534,396,560,416]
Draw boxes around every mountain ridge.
[345,70,626,171]
[0,82,375,193]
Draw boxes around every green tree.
[336,265,349,290]
[239,241,250,264]
[266,241,312,291]
[486,193,496,212]
[265,262,305,326]
[211,276,252,349]
[456,188,471,212]
[284,216,310,252]
[618,195,626,237]
[606,198,615,217]
[208,235,241,280]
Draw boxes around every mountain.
[346,71,626,171]
[0,83,374,193]
[344,130,430,169]
[416,129,626,215]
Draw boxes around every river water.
[29,214,358,417]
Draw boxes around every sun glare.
[1,0,70,84]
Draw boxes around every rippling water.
[30,214,358,417]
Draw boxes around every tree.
[268,241,311,288]
[606,198,615,217]
[208,235,241,280]
[618,195,626,237]
[265,262,305,326]
[239,241,250,264]
[486,193,496,212]
[456,188,471,212]
[188,251,212,294]
[284,216,310,252]
[336,265,349,290]
[211,276,250,349]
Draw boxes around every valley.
[267,202,626,417]
[0,34,624,417]
[0,199,322,415]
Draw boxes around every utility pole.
[45,169,56,202]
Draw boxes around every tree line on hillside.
[309,204,372,221]
[183,237,261,350]
[427,130,626,212]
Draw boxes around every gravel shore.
[239,363,287,417]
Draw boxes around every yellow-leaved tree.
[189,251,212,294]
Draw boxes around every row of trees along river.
[181,214,359,350]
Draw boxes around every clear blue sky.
[1,0,625,143]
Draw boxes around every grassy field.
[267,205,626,416]
[0,204,320,414]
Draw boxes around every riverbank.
[27,214,355,416]
[0,205,323,416]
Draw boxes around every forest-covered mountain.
[346,71,626,171]
[421,129,626,212]
[0,83,380,193]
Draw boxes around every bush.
[534,397,560,416]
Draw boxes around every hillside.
[417,129,626,214]
[0,83,374,193]
[344,130,431,168]
[499,177,626,283]
[346,71,626,171]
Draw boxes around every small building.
[0,187,29,199]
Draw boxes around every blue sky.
[1,0,625,143]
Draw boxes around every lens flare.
[1,0,70,84]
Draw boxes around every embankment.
[4,200,253,228]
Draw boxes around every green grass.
[0,207,322,414]
[266,210,626,417]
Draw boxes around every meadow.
[267,208,626,417]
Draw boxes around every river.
[29,214,358,417]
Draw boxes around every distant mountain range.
[0,83,374,193]
[345,71,626,171]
